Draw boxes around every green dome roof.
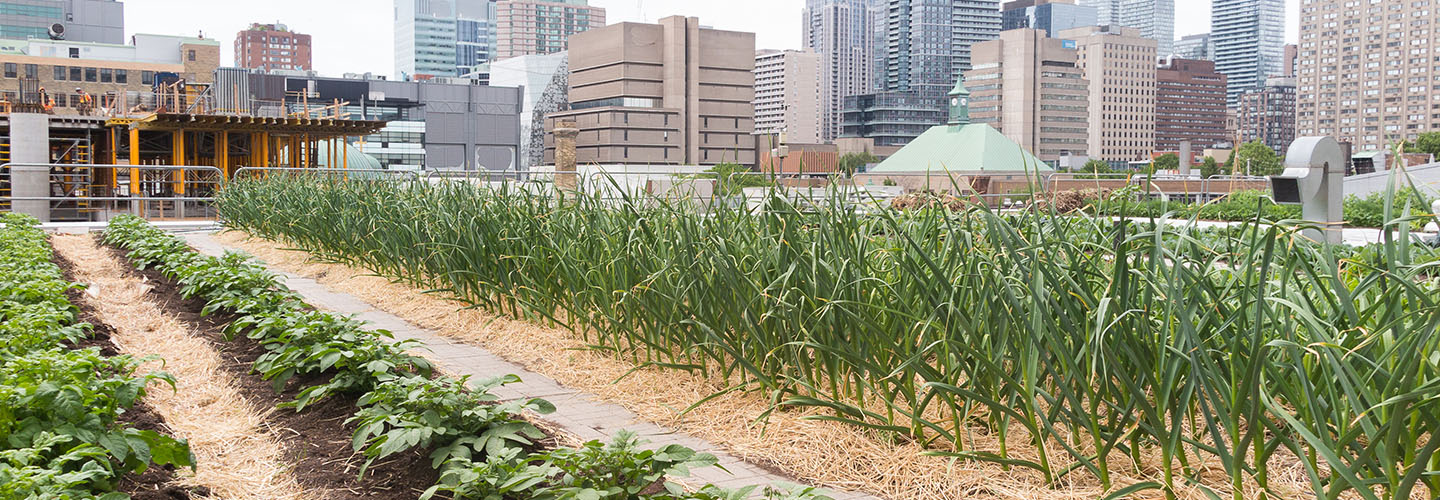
[869,123,1051,174]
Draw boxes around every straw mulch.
[212,230,1321,500]
[53,234,306,500]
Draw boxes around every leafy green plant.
[0,213,195,499]
[424,431,832,500]
[105,214,812,499]
[350,374,553,473]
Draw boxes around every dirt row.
[51,234,439,500]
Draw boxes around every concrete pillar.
[554,120,579,192]
[9,113,50,221]
[1179,140,1192,176]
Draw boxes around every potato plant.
[103,215,828,500]
[0,213,194,499]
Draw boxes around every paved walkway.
[182,233,877,499]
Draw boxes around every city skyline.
[123,0,1301,79]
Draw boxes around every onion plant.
[216,173,1440,499]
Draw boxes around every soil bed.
[95,237,442,500]
[54,248,205,500]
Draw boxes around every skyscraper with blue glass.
[1211,0,1284,107]
[1076,0,1173,57]
[394,0,495,79]
[1001,0,1098,39]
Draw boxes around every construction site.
[0,74,387,222]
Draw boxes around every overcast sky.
[125,0,1301,78]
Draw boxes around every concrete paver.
[182,232,880,500]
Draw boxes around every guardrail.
[2,163,222,222]
[232,167,421,181]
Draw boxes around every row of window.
[0,63,161,85]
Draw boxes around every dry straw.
[213,231,1323,500]
[52,234,306,500]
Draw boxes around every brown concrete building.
[1155,58,1227,162]
[1296,0,1439,151]
[966,28,1088,166]
[496,0,605,61]
[1283,43,1297,78]
[235,23,311,71]
[1060,25,1156,166]
[753,49,823,145]
[545,16,757,167]
[1238,76,1296,155]
[0,34,219,115]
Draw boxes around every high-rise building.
[1077,0,1174,57]
[1238,76,1295,156]
[495,0,604,60]
[1212,0,1284,107]
[1173,33,1213,60]
[1282,43,1296,78]
[879,0,1001,97]
[753,49,824,145]
[0,0,122,44]
[545,16,757,166]
[1060,25,1156,165]
[455,0,496,76]
[1296,0,1437,151]
[802,0,877,142]
[395,0,495,79]
[841,0,1001,147]
[235,23,312,71]
[1155,58,1228,161]
[1000,0,1097,38]
[965,28,1088,165]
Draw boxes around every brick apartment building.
[1155,58,1228,162]
[235,23,311,71]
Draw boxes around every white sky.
[124,0,1301,78]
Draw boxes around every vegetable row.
[216,175,1440,500]
[102,215,827,500]
[0,213,194,500]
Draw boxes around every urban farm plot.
[215,174,1440,500]
[78,215,831,500]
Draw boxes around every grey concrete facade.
[543,16,757,167]
[218,70,522,171]
[0,0,123,44]
[9,113,50,221]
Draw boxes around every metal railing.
[1,163,223,222]
[232,167,421,181]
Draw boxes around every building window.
[53,65,64,80]
[54,94,65,107]
[99,68,111,83]
[141,70,154,85]
[23,64,34,78]
[115,69,126,84]
[84,67,96,82]
[69,66,80,80]
[2,63,13,78]
[68,47,78,58]
[187,50,196,61]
